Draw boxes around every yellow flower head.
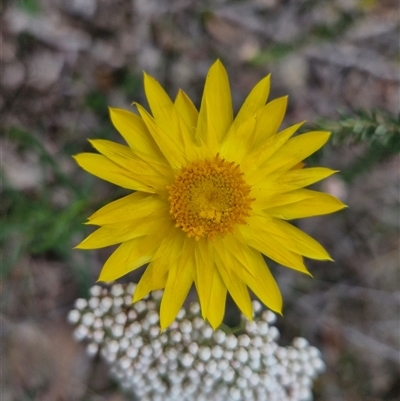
[74,60,346,330]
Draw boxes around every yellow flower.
[74,60,346,330]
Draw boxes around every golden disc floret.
[168,154,253,240]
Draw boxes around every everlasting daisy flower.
[74,60,345,330]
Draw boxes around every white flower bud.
[74,298,87,310]
[205,360,217,375]
[113,297,124,310]
[179,319,192,334]
[267,326,280,341]
[146,310,159,325]
[100,296,113,312]
[88,297,100,309]
[251,335,263,348]
[217,358,229,372]
[261,310,277,324]
[89,285,102,297]
[252,300,262,314]
[111,325,124,338]
[229,386,241,400]
[236,376,248,389]
[199,346,211,361]
[311,357,325,372]
[223,367,235,383]
[86,342,98,357]
[93,329,104,343]
[176,308,185,320]
[245,320,258,335]
[149,325,160,338]
[187,341,199,355]
[249,358,261,371]
[189,302,200,315]
[134,300,147,314]
[73,324,89,341]
[170,330,182,343]
[126,283,136,295]
[92,317,102,329]
[126,345,138,359]
[115,312,127,325]
[235,347,249,364]
[166,347,178,360]
[146,300,157,311]
[213,330,226,344]
[257,321,269,336]
[67,310,81,324]
[131,336,143,349]
[119,356,131,370]
[181,353,194,367]
[238,334,251,347]
[223,349,234,361]
[307,346,321,358]
[159,333,168,344]
[293,337,309,349]
[194,360,205,374]
[107,339,119,354]
[111,284,124,297]
[141,344,153,357]
[298,387,312,401]
[241,365,252,379]
[202,326,213,339]
[276,347,287,360]
[211,345,223,359]
[124,295,132,306]
[127,321,142,335]
[225,334,238,349]
[127,309,137,320]
[260,343,274,357]
[249,347,261,360]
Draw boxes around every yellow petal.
[206,268,227,329]
[87,193,166,226]
[258,131,331,176]
[174,89,198,133]
[264,189,347,219]
[75,215,171,249]
[222,236,282,314]
[136,103,187,168]
[214,242,253,320]
[89,139,172,192]
[197,60,233,152]
[253,189,315,212]
[233,74,270,129]
[133,259,169,302]
[194,239,215,319]
[98,234,160,282]
[252,96,288,147]
[73,153,156,192]
[133,227,182,302]
[220,112,258,163]
[143,72,181,138]
[108,107,165,162]
[239,218,310,274]
[160,236,195,329]
[242,122,303,175]
[275,167,337,188]
[264,217,333,260]
[250,167,338,205]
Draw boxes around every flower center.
[168,154,253,240]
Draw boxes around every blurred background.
[1,0,399,400]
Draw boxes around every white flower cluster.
[68,284,325,401]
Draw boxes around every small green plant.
[314,109,400,182]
